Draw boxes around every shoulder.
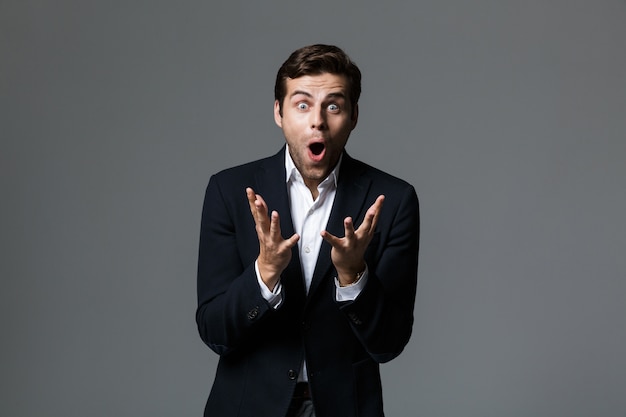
[342,153,415,193]
[339,154,419,219]
[208,149,283,187]
[213,154,276,179]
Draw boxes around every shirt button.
[304,246,311,253]
[287,369,298,380]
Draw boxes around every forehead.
[285,73,350,97]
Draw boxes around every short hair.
[274,44,362,116]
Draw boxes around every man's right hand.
[246,188,300,291]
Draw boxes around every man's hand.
[246,188,300,291]
[321,195,385,286]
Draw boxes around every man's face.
[274,73,358,189]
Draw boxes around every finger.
[269,210,281,238]
[254,193,269,213]
[285,233,300,248]
[368,195,385,232]
[246,188,258,219]
[358,195,385,235]
[246,188,271,232]
[321,230,341,247]
[246,188,267,214]
[343,217,355,240]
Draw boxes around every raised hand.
[321,195,385,286]
[246,188,300,290]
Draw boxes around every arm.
[196,177,297,355]
[324,186,419,363]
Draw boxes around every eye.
[297,102,309,110]
[327,103,339,112]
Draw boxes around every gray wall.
[2,1,625,416]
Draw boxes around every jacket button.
[247,306,259,320]
[348,312,362,325]
[287,369,298,380]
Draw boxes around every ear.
[273,100,283,128]
[350,103,359,130]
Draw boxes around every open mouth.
[309,142,325,156]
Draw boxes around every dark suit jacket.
[196,147,419,417]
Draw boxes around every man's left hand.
[321,195,385,286]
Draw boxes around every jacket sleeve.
[339,185,420,363]
[195,174,273,356]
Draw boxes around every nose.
[310,106,327,130]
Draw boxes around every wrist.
[256,260,280,291]
[337,264,366,287]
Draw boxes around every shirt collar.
[285,144,341,187]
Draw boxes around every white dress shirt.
[255,146,368,381]
[256,146,367,304]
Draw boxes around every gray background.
[2,1,625,416]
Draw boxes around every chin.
[303,168,327,182]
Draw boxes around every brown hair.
[274,44,362,116]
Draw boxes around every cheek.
[332,122,353,139]
[286,120,308,138]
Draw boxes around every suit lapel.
[255,148,294,237]
[254,148,306,303]
[307,153,372,301]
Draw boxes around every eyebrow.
[290,90,347,100]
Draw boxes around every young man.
[197,44,419,417]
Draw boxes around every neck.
[304,181,320,201]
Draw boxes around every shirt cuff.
[335,264,368,302]
[255,260,283,309]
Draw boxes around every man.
[196,44,419,417]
